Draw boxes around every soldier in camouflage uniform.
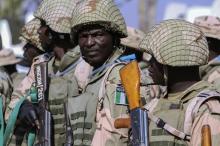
[194,16,220,87]
[11,18,45,88]
[5,0,86,145]
[68,0,132,145]
[139,19,220,146]
[0,49,21,111]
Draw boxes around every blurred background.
[0,0,219,57]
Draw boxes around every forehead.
[79,28,106,34]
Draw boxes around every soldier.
[69,0,131,145]
[194,16,220,87]
[139,19,220,146]
[19,18,45,68]
[0,49,20,111]
[5,0,83,145]
[12,18,45,88]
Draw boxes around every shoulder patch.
[114,84,128,105]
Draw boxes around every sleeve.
[190,100,220,146]
[91,64,129,146]
[4,60,38,121]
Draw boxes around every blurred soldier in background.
[139,19,220,146]
[11,18,45,88]
[0,49,20,111]
[194,16,220,88]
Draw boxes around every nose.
[86,35,95,47]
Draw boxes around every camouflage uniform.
[194,16,220,88]
[139,19,220,146]
[69,1,131,145]
[5,0,86,145]
[0,49,20,111]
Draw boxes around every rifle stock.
[120,61,141,110]
[119,60,149,146]
[202,125,212,146]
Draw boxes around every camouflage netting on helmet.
[121,26,145,50]
[19,18,44,51]
[194,16,220,40]
[71,0,127,39]
[139,19,209,66]
[34,0,76,34]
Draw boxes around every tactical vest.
[46,52,80,146]
[68,49,129,146]
[145,81,216,146]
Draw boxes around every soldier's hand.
[18,100,40,129]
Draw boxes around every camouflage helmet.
[19,18,44,51]
[194,16,220,40]
[0,49,21,66]
[121,26,145,50]
[139,19,209,66]
[71,0,127,40]
[34,0,76,34]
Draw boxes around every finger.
[28,110,38,127]
[34,119,40,129]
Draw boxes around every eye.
[78,33,88,39]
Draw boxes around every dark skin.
[148,56,200,94]
[78,26,116,69]
[19,43,44,67]
[206,37,220,61]
[37,20,74,60]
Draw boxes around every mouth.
[85,49,99,56]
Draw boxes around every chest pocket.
[68,90,98,145]
[48,77,68,134]
[149,99,187,146]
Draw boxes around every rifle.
[34,62,52,146]
[118,60,149,146]
[64,102,73,146]
[202,125,212,146]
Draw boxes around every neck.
[167,66,200,93]
[168,80,198,93]
[53,46,69,61]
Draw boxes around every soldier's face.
[148,57,165,85]
[38,21,52,52]
[78,28,114,68]
[22,43,44,67]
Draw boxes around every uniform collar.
[88,47,124,83]
[166,81,214,103]
[208,55,220,65]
